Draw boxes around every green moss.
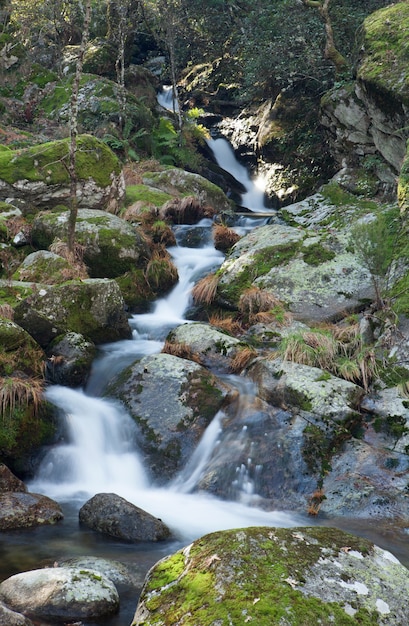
[398,141,409,212]
[0,285,33,306]
[0,135,121,188]
[184,371,224,424]
[358,3,409,104]
[115,269,155,312]
[302,242,336,266]
[125,184,172,207]
[137,527,376,626]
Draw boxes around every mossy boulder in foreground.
[132,526,409,625]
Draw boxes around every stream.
[1,136,409,626]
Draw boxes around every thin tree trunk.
[302,0,347,74]
[67,0,91,256]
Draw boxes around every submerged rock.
[131,526,409,626]
[79,493,171,542]
[0,566,119,621]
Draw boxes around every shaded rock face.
[31,208,150,278]
[14,278,131,348]
[0,492,63,530]
[45,332,96,387]
[132,526,409,626]
[0,464,27,493]
[79,493,171,542]
[13,250,75,285]
[321,3,409,194]
[110,353,229,482]
[0,602,33,626]
[0,567,119,621]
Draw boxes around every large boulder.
[13,278,131,348]
[0,492,63,530]
[0,135,124,213]
[215,222,373,324]
[79,493,171,542]
[0,567,119,621]
[31,208,150,278]
[131,526,409,626]
[109,353,230,481]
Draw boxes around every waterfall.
[206,137,273,213]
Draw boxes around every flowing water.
[2,136,409,626]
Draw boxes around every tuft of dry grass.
[161,196,215,224]
[191,273,220,305]
[0,304,14,320]
[209,312,243,335]
[307,489,326,516]
[230,346,257,374]
[49,239,88,279]
[144,251,178,290]
[162,340,202,364]
[0,376,44,419]
[123,159,163,185]
[212,223,241,252]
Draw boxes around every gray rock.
[110,353,230,481]
[216,222,374,323]
[79,493,171,542]
[0,567,119,621]
[13,250,74,284]
[0,492,63,530]
[132,526,409,625]
[58,556,145,588]
[166,322,243,370]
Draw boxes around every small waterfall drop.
[207,137,273,213]
[157,84,179,112]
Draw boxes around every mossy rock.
[13,278,131,348]
[125,184,173,208]
[132,526,409,625]
[0,135,124,213]
[0,318,44,377]
[358,3,409,106]
[13,251,76,284]
[31,208,150,278]
[142,168,233,213]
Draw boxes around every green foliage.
[350,206,401,307]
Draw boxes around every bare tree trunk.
[302,0,347,74]
[67,0,92,256]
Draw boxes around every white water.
[30,222,301,541]
[207,137,273,213]
[157,84,179,112]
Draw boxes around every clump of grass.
[191,273,220,305]
[0,303,14,320]
[307,488,326,516]
[230,346,257,374]
[144,249,178,291]
[212,223,240,252]
[0,376,44,419]
[161,196,215,224]
[162,340,202,364]
[238,287,291,327]
[276,323,379,391]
